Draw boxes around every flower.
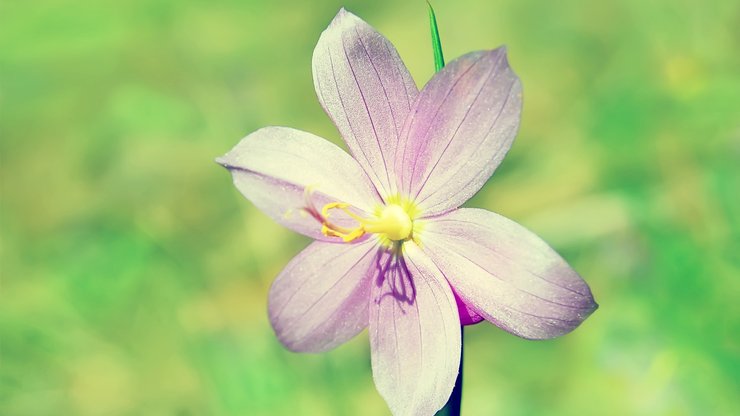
[218,8,597,416]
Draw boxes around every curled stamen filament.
[320,202,367,242]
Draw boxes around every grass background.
[2,0,739,414]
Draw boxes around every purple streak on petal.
[268,239,379,353]
[422,208,597,340]
[395,48,522,216]
[373,246,416,305]
[369,242,461,416]
[216,126,381,242]
[313,9,419,197]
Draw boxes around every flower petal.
[369,243,460,416]
[396,48,522,216]
[313,8,419,198]
[268,239,379,352]
[217,126,381,241]
[421,208,597,340]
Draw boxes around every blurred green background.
[2,0,739,414]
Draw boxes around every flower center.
[366,204,413,241]
[319,202,413,243]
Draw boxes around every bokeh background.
[2,0,739,414]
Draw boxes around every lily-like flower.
[218,9,597,416]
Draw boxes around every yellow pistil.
[319,202,414,243]
[364,205,412,241]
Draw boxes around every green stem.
[427,1,445,71]
[427,4,461,414]
[436,326,464,416]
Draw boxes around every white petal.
[217,126,381,241]
[268,239,378,352]
[370,243,461,415]
[313,9,419,197]
[422,208,597,339]
[395,48,521,216]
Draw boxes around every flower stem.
[436,326,463,416]
[428,4,460,414]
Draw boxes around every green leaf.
[427,1,445,72]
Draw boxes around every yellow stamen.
[319,202,413,243]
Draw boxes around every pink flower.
[218,9,596,416]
